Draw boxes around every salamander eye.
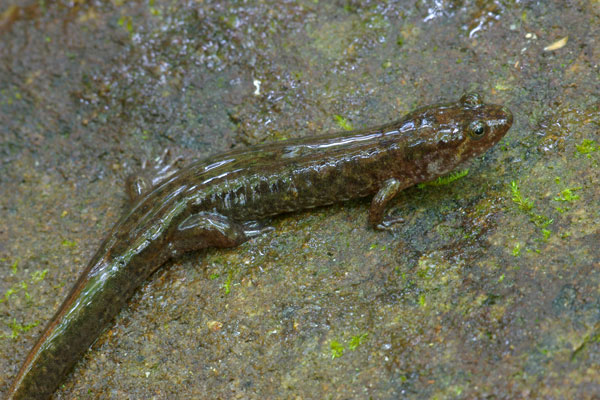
[468,120,488,139]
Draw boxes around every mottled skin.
[7,93,512,399]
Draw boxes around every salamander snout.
[501,106,513,126]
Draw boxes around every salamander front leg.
[369,177,408,230]
[169,211,273,254]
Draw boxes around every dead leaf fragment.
[544,36,568,51]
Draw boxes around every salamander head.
[405,92,513,179]
[451,92,513,160]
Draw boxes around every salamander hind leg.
[241,220,275,238]
[169,211,271,254]
[369,178,409,230]
[126,148,184,202]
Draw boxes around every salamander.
[7,92,512,399]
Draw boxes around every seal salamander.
[7,93,512,399]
